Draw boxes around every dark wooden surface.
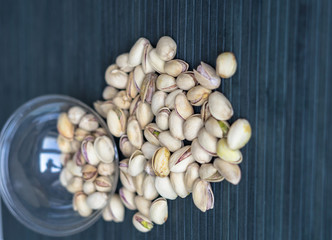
[0,0,331,239]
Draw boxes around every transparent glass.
[0,95,119,237]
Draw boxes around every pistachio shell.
[184,162,200,192]
[57,113,74,139]
[74,128,90,142]
[144,123,162,146]
[60,153,71,166]
[176,71,197,90]
[216,138,243,164]
[174,93,194,120]
[68,106,86,125]
[205,117,227,138]
[81,138,100,166]
[94,100,115,118]
[199,163,224,182]
[133,65,146,91]
[128,150,147,177]
[57,135,74,153]
[108,194,125,222]
[120,135,137,157]
[116,53,134,72]
[94,175,112,192]
[165,89,183,110]
[141,142,159,160]
[144,159,156,176]
[208,91,233,120]
[105,69,129,89]
[213,158,241,185]
[143,175,159,200]
[170,172,189,198]
[227,119,252,150]
[82,164,98,182]
[158,131,183,152]
[169,146,194,173]
[187,85,211,106]
[129,95,140,116]
[156,107,171,131]
[128,37,150,67]
[83,181,96,195]
[156,36,177,61]
[135,196,151,217]
[66,160,83,177]
[59,167,73,187]
[192,179,214,212]
[94,136,115,163]
[79,114,99,132]
[164,59,189,77]
[127,117,144,149]
[104,64,119,85]
[183,114,203,141]
[197,128,217,156]
[191,139,212,164]
[193,61,221,89]
[107,107,127,137]
[86,192,108,210]
[200,101,211,122]
[119,158,129,173]
[169,110,185,140]
[140,73,157,103]
[102,86,118,100]
[151,147,170,177]
[151,91,167,115]
[119,170,136,192]
[154,176,178,200]
[132,212,154,232]
[156,74,177,92]
[126,72,139,99]
[216,52,237,78]
[74,192,92,217]
[148,48,165,73]
[133,172,146,196]
[142,43,154,74]
[102,206,113,222]
[136,102,154,129]
[119,187,137,210]
[149,197,168,225]
[66,177,83,194]
[98,162,115,176]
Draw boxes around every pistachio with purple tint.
[82,164,98,182]
[94,176,112,192]
[81,136,100,166]
[169,146,194,173]
[193,61,221,90]
[128,150,147,177]
[107,107,127,137]
[200,101,211,122]
[164,59,189,77]
[79,114,99,132]
[187,85,211,106]
[128,37,150,67]
[144,123,162,146]
[132,212,154,233]
[94,135,115,163]
[119,170,136,192]
[140,73,157,103]
[126,71,138,99]
[192,179,214,212]
[120,135,137,158]
[141,43,154,74]
[156,74,178,92]
[73,149,85,166]
[119,159,129,173]
[119,187,137,210]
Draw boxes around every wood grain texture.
[0,0,331,239]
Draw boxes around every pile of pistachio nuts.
[57,107,116,217]
[91,36,252,232]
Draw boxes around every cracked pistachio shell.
[74,192,93,217]
[144,123,162,146]
[214,158,241,185]
[227,119,252,150]
[57,113,74,139]
[148,48,165,73]
[86,192,108,210]
[94,136,115,163]
[136,102,154,130]
[150,197,168,225]
[102,86,118,100]
[128,150,147,177]
[82,138,100,166]
[174,93,194,120]
[140,73,157,104]
[119,187,137,210]
[152,147,170,177]
[128,37,150,67]
[106,69,129,89]
[68,106,86,125]
[176,71,197,90]
[67,177,83,194]
[187,85,211,106]
[170,172,189,198]
[60,167,73,187]
[113,90,132,109]
[94,175,112,192]
[156,74,177,92]
[133,65,146,91]
[116,53,134,72]
[143,175,159,200]
[98,162,115,176]
[141,142,159,160]
[192,179,214,212]
[184,162,200,192]
[208,91,234,121]
[151,91,167,115]
[141,43,154,74]
[82,164,98,182]
[133,212,154,233]
[145,159,156,176]
[135,196,151,217]
[158,131,183,152]
[198,128,217,156]
[155,176,177,200]
[119,158,129,173]
[107,107,127,137]
[74,128,90,142]
[108,194,125,222]
[199,163,224,182]
[120,170,136,192]
[216,52,237,78]
[79,114,99,132]
[133,172,146,196]
[104,64,119,85]
[169,110,185,140]
[205,117,229,138]
[126,72,138,99]
[83,181,96,195]
[164,59,189,77]
[165,89,183,110]
[129,95,140,116]
[156,36,177,61]
[94,100,115,118]
[66,160,83,177]
[191,139,212,164]
[127,117,144,149]
[216,138,243,164]
[169,146,194,173]
[194,61,221,90]
[183,114,203,141]
[201,101,211,122]
[120,135,137,158]
[156,107,170,131]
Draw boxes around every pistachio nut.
[82,164,98,182]
[144,159,156,177]
[158,131,183,152]
[184,162,200,192]
[126,71,138,99]
[66,177,83,194]
[140,73,157,103]
[113,90,132,109]
[98,162,115,176]
[116,53,134,72]
[227,119,252,150]
[81,138,100,166]
[74,128,90,142]
[83,181,96,195]
[194,61,221,89]
[59,167,73,187]
[119,158,129,173]
[149,197,168,225]
[165,89,183,110]
[57,113,74,139]
[135,196,151,217]
[94,100,115,118]
[191,139,212,164]
[141,43,154,74]
[128,150,147,177]
[174,92,194,120]
[213,158,241,185]
[169,110,185,140]
[151,90,167,115]
[187,85,211,106]
[170,172,189,198]
[183,114,203,141]
[129,95,140,115]
[60,153,71,166]
[156,74,177,92]
[199,163,224,182]
[155,107,171,131]
[86,192,108,210]
[120,135,137,158]
[128,37,150,67]
[133,172,146,196]
[104,64,119,85]
[57,135,75,153]
[133,65,146,91]
[141,142,159,160]
[192,179,214,212]
[108,194,125,222]
[205,117,229,138]
[216,138,242,164]
[200,101,211,122]
[148,48,165,73]
[94,176,112,192]
[216,52,237,78]
[79,114,99,132]
[197,128,217,156]
[66,160,83,177]
[143,175,159,200]
[144,123,161,146]
[106,69,129,89]
[74,192,93,217]
[169,146,194,173]
[102,206,113,222]
[176,71,197,90]
[156,36,177,61]
[119,170,136,192]
[102,86,118,100]
[154,176,177,200]
[208,91,233,121]
[74,149,86,166]
[127,117,144,149]
[119,187,137,210]
[107,107,127,137]
[68,106,86,125]
[151,147,170,177]
[164,59,189,77]
[132,212,154,232]
[93,135,115,164]
[93,127,107,138]
[136,102,154,130]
